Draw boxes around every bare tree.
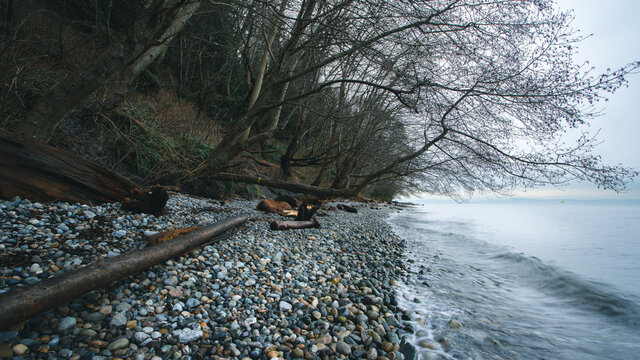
[13,0,202,142]
[199,0,638,195]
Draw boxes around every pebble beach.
[0,194,414,360]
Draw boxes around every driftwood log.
[295,203,320,221]
[0,129,136,204]
[337,204,358,213]
[0,214,248,330]
[146,226,200,246]
[212,173,356,198]
[270,215,320,230]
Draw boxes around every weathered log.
[212,173,357,198]
[257,199,292,213]
[0,129,136,204]
[146,226,200,246]
[279,209,299,217]
[295,203,320,221]
[0,214,248,330]
[274,194,300,208]
[270,215,320,230]
[337,204,358,213]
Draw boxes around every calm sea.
[388,200,640,359]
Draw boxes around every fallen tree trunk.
[0,130,136,204]
[0,214,248,330]
[270,215,320,230]
[211,173,357,198]
[337,204,358,213]
[146,226,200,246]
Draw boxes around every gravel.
[0,194,412,359]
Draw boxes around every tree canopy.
[2,0,638,199]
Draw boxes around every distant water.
[388,200,640,360]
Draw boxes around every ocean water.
[388,200,640,360]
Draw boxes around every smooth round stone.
[418,340,437,350]
[58,317,77,332]
[48,337,60,347]
[279,301,292,312]
[12,344,28,356]
[107,338,129,351]
[335,341,351,355]
[291,348,304,358]
[186,298,200,308]
[110,313,127,327]
[250,349,262,359]
[387,332,400,344]
[84,312,105,322]
[449,319,463,330]
[382,341,394,352]
[134,332,150,343]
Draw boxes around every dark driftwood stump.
[121,185,169,215]
[295,203,320,221]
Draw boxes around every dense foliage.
[1,0,637,199]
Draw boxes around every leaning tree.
[203,0,638,197]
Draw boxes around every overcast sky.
[528,0,640,200]
[419,1,640,201]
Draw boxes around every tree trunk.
[0,214,248,330]
[0,129,135,204]
[270,216,319,230]
[13,1,202,142]
[280,107,304,178]
[311,117,338,186]
[211,173,357,198]
[103,0,202,109]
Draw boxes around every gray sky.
[515,0,640,200]
[557,0,640,167]
[417,1,640,201]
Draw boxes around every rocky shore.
[0,194,413,360]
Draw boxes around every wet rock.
[12,344,28,356]
[110,313,127,327]
[172,328,203,343]
[335,341,351,355]
[57,317,77,332]
[449,319,463,330]
[107,338,129,351]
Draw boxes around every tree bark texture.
[270,215,319,230]
[0,129,136,204]
[211,173,357,198]
[13,1,202,142]
[0,214,248,330]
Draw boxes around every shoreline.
[0,195,415,359]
